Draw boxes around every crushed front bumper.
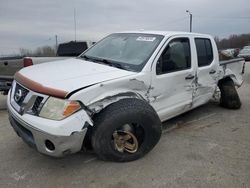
[8,106,88,157]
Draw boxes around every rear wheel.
[218,78,241,109]
[91,98,162,162]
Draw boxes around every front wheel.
[91,98,162,162]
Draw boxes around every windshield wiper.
[81,55,128,70]
[99,59,128,70]
[81,55,98,62]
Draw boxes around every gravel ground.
[0,63,249,188]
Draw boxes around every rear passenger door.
[193,38,218,106]
[150,37,195,121]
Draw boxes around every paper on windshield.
[136,36,156,42]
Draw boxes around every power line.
[150,17,188,29]
[0,38,53,48]
[0,46,21,50]
[25,38,52,47]
[0,38,53,49]
[194,16,250,19]
[165,17,188,25]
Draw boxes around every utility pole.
[74,8,76,42]
[186,10,192,32]
[55,35,58,49]
[55,35,58,55]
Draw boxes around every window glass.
[195,38,213,67]
[205,39,213,63]
[81,33,164,72]
[156,38,191,74]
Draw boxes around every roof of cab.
[115,30,212,38]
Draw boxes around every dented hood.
[15,58,136,98]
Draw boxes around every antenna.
[74,8,77,42]
[55,35,58,49]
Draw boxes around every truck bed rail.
[219,58,245,66]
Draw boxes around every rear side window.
[195,38,213,67]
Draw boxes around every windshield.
[80,33,164,72]
[240,49,250,54]
[243,46,250,50]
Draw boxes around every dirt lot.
[0,63,250,188]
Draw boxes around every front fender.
[68,73,151,114]
[87,91,145,114]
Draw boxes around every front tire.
[91,98,162,162]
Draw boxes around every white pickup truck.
[7,31,245,162]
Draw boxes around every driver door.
[150,37,195,121]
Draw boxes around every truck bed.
[219,57,245,87]
[0,56,24,93]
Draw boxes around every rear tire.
[91,98,162,162]
[218,78,241,109]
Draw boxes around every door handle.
[209,69,216,74]
[185,74,195,80]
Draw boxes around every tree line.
[215,33,250,50]
[19,45,56,57]
[18,33,250,56]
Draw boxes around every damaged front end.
[67,73,152,116]
[7,80,94,157]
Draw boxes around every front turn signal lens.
[63,101,81,117]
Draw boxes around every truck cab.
[148,34,220,120]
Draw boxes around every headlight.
[39,97,81,120]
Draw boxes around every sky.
[0,0,249,55]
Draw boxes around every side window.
[156,38,191,75]
[195,38,213,67]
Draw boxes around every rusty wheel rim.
[113,130,139,153]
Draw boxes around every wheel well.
[83,96,147,150]
[87,92,145,114]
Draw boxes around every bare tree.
[20,45,56,57]
[215,33,250,50]
[19,48,33,56]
